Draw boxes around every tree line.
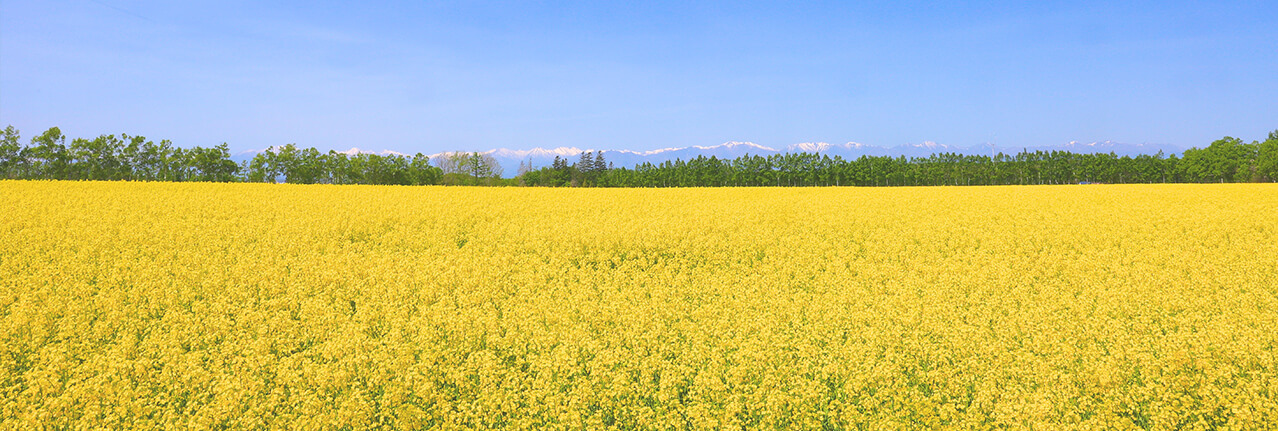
[0,126,498,185]
[1,126,240,182]
[519,133,1277,187]
[3,125,1275,186]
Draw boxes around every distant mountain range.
[471,141,1184,177]
[238,141,1186,178]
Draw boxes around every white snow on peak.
[602,141,778,156]
[337,147,407,156]
[788,142,831,152]
[692,141,779,152]
[490,147,589,158]
[426,150,485,160]
[1063,140,1127,148]
[610,147,681,156]
[237,145,285,155]
[784,142,877,152]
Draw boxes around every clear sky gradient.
[2,0,1275,154]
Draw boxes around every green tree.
[408,153,441,185]
[27,127,70,179]
[0,126,21,179]
[1257,130,1278,182]
[247,149,280,183]
[187,144,239,182]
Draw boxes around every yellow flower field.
[2,181,1276,429]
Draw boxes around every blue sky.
[2,1,1275,154]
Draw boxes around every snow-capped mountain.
[782,141,962,159]
[1046,140,1181,157]
[602,142,779,169]
[335,147,408,157]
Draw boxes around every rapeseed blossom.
[1,182,1276,429]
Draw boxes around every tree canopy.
[2,125,1275,186]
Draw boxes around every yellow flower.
[1,182,1276,428]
